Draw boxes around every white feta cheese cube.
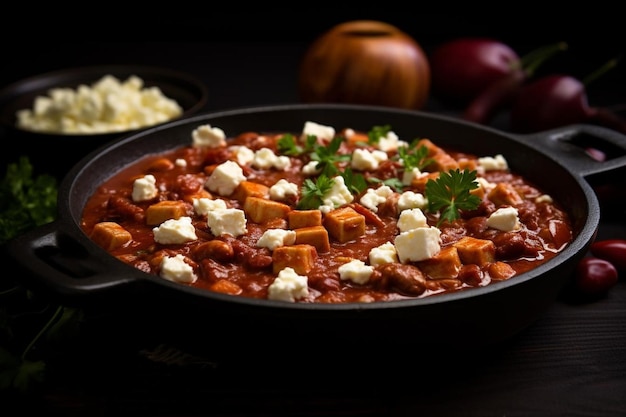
[338,259,374,284]
[132,174,158,202]
[268,267,309,302]
[206,208,247,237]
[397,208,428,232]
[193,197,228,216]
[402,167,424,186]
[257,228,297,251]
[377,130,408,152]
[229,145,255,166]
[369,241,399,266]
[192,124,227,148]
[302,121,335,141]
[160,254,197,284]
[175,158,187,167]
[351,148,388,171]
[302,161,321,176]
[478,154,509,171]
[394,226,441,263]
[397,191,427,213]
[321,175,353,209]
[153,216,198,244]
[486,206,521,231]
[204,160,246,196]
[359,185,394,213]
[269,179,299,201]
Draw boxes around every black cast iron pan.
[6,104,626,354]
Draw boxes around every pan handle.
[5,221,143,298]
[520,124,626,178]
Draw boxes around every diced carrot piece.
[182,189,212,204]
[488,261,516,280]
[243,196,291,224]
[210,279,243,295]
[90,222,132,251]
[418,245,462,279]
[488,183,523,206]
[147,157,175,172]
[410,172,439,194]
[288,209,322,229]
[145,200,189,225]
[323,206,366,243]
[272,244,318,275]
[231,181,270,204]
[294,226,331,253]
[453,236,495,267]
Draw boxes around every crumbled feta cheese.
[321,175,353,210]
[257,229,296,251]
[269,179,299,201]
[487,207,521,231]
[229,145,255,166]
[16,74,182,134]
[478,154,508,171]
[397,191,427,213]
[204,160,246,196]
[175,158,187,167]
[206,208,247,237]
[132,174,158,202]
[369,242,399,266]
[402,167,424,186]
[376,130,408,152]
[535,194,553,204]
[192,124,227,148]
[397,208,428,232]
[302,161,321,176]
[302,121,335,141]
[268,267,309,302]
[252,148,291,170]
[351,148,388,171]
[360,185,394,213]
[193,197,227,216]
[338,259,374,284]
[394,226,441,263]
[153,216,197,244]
[160,254,197,284]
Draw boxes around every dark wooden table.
[2,31,625,416]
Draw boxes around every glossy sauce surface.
[81,125,573,303]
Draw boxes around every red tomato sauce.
[80,124,573,303]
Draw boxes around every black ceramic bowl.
[0,65,208,178]
[6,104,626,358]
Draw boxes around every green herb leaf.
[277,133,303,156]
[0,157,57,244]
[396,141,433,172]
[425,168,481,226]
[367,124,392,145]
[297,174,335,210]
[310,136,350,177]
[341,167,368,195]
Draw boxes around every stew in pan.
[80,121,573,303]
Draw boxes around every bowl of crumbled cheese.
[0,65,208,178]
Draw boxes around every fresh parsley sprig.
[425,168,481,226]
[297,174,335,210]
[367,124,392,145]
[396,140,433,172]
[310,136,351,177]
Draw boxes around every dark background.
[3,13,625,113]
[2,12,626,417]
